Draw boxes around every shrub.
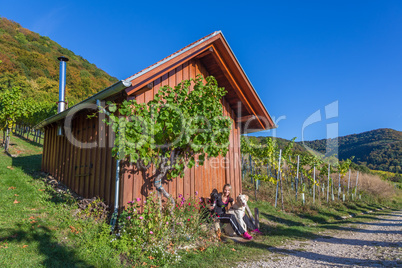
[112,192,216,266]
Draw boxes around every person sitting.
[208,185,253,240]
[220,183,262,234]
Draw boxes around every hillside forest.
[0,17,117,139]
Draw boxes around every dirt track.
[237,210,402,267]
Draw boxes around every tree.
[0,87,25,150]
[103,75,232,206]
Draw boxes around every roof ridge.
[125,31,221,82]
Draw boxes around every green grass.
[0,134,121,267]
[0,134,401,267]
[11,129,44,147]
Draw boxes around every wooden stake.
[254,208,260,229]
[313,165,316,204]
[327,164,331,203]
[295,155,299,201]
[338,173,341,200]
[355,171,359,195]
[275,149,282,208]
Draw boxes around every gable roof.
[35,31,275,132]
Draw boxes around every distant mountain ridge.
[0,17,118,105]
[252,128,402,173]
[301,128,402,173]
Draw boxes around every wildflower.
[195,191,198,196]
[188,219,190,221]
[188,203,191,206]
[140,216,143,220]
[127,216,131,220]
[150,231,153,234]
[166,221,169,224]
[136,197,141,202]
[178,194,183,198]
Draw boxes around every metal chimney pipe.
[57,56,69,113]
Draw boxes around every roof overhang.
[34,80,131,129]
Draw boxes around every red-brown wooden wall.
[41,58,241,208]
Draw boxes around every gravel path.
[237,210,402,267]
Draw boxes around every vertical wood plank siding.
[41,58,241,208]
[41,112,116,206]
[120,59,241,207]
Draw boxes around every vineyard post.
[249,154,253,184]
[355,171,359,195]
[347,169,351,195]
[313,165,316,204]
[241,155,244,181]
[338,173,341,200]
[289,155,292,188]
[5,127,10,151]
[295,155,299,201]
[331,172,334,201]
[327,164,330,202]
[275,149,282,208]
[322,183,325,197]
[280,160,284,211]
[254,161,258,202]
[255,160,260,191]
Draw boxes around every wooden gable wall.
[120,58,241,208]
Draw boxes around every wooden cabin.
[35,31,275,209]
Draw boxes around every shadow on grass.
[297,213,330,224]
[260,213,305,227]
[0,223,93,268]
[12,155,76,206]
[13,133,43,148]
[258,222,317,245]
[12,154,42,175]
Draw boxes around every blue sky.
[2,0,402,141]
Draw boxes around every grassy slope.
[0,135,401,267]
[0,135,121,267]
